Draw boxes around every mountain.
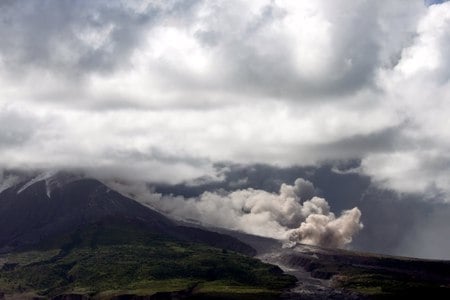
[0,174,254,256]
[1,172,450,299]
[0,173,296,299]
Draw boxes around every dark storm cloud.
[426,0,449,6]
[0,0,202,78]
[300,124,411,162]
[395,203,450,259]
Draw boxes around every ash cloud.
[110,177,362,249]
[145,163,450,259]
[289,207,362,249]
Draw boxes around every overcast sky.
[1,0,450,197]
[2,0,450,259]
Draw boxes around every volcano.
[0,173,254,255]
[0,173,450,299]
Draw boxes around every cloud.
[360,2,450,198]
[0,170,21,193]
[1,0,450,204]
[394,203,450,259]
[0,0,202,78]
[0,105,40,148]
[0,0,426,108]
[425,0,449,6]
[86,162,450,259]
[109,177,362,248]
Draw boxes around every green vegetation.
[0,223,296,299]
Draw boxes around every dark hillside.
[0,176,254,256]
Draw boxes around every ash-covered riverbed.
[257,245,360,300]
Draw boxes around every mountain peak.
[14,171,83,198]
[0,174,255,256]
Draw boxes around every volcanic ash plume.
[112,178,363,249]
[288,207,362,249]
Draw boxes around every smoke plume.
[288,207,362,249]
[111,178,363,248]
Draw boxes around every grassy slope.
[0,223,296,299]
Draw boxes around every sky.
[1,0,450,258]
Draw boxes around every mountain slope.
[0,174,298,299]
[0,222,296,299]
[2,173,450,299]
[0,175,254,255]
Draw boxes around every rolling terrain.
[0,222,295,299]
[0,174,295,299]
